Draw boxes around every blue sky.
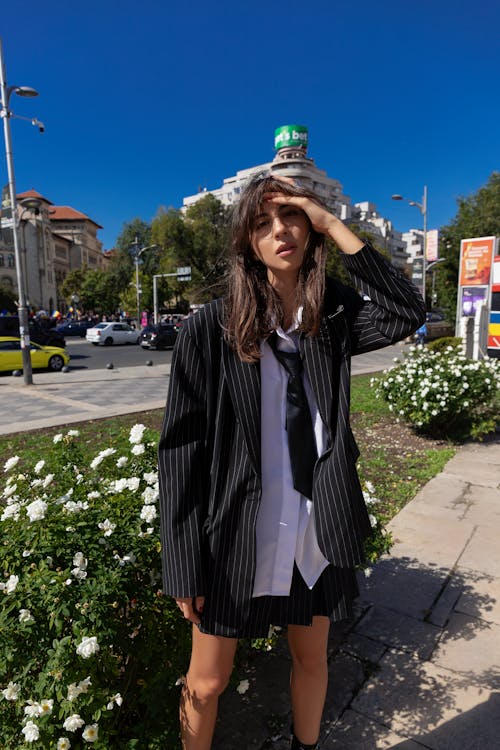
[2,0,499,250]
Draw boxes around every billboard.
[459,236,495,286]
[274,125,308,151]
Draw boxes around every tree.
[0,282,16,313]
[435,172,500,322]
[59,266,89,306]
[108,218,152,292]
[80,269,121,315]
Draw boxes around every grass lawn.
[0,373,458,526]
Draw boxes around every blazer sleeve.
[339,243,427,355]
[158,323,208,598]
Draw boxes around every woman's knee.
[186,671,231,703]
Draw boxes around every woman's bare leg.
[180,626,238,750]
[287,616,330,746]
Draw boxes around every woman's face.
[250,200,310,286]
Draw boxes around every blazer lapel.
[300,304,345,432]
[222,343,261,475]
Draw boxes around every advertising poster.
[459,236,495,286]
[426,229,439,262]
[461,286,488,317]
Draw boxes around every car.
[0,316,66,349]
[0,337,70,373]
[139,323,178,350]
[55,320,96,338]
[425,312,454,340]
[86,322,140,346]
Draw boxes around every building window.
[0,254,4,267]
[7,254,14,268]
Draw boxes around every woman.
[158,175,425,749]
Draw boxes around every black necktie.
[267,333,317,499]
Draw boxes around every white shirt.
[252,319,330,597]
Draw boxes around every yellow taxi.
[0,337,70,373]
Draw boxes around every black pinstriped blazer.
[158,245,426,631]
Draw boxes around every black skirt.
[198,564,358,639]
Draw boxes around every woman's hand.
[263,191,337,236]
[264,190,364,255]
[175,596,205,625]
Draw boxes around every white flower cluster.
[372,347,500,431]
[90,447,117,470]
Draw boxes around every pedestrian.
[415,321,427,345]
[158,174,426,750]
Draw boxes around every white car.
[86,322,140,346]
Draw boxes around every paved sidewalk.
[0,344,404,436]
[212,438,500,750]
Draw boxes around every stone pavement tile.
[352,649,500,749]
[341,632,387,665]
[426,576,462,628]
[388,507,474,569]
[431,611,500,689]
[458,524,500,577]
[461,485,500,524]
[441,458,500,488]
[322,709,423,749]
[358,557,448,620]
[405,473,469,515]
[456,440,500,464]
[455,568,500,625]
[354,605,441,660]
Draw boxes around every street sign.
[177,266,191,281]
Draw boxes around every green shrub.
[426,336,462,354]
[371,346,500,440]
[0,425,190,749]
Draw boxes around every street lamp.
[0,38,41,385]
[392,185,428,307]
[130,238,157,326]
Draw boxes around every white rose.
[129,423,146,444]
[57,739,71,750]
[131,443,145,456]
[1,681,20,700]
[98,518,116,537]
[21,720,40,742]
[34,459,45,474]
[76,636,99,659]
[3,455,20,472]
[63,714,85,731]
[19,608,34,623]
[116,456,128,468]
[26,499,48,522]
[82,723,99,742]
[140,505,157,523]
[2,574,19,594]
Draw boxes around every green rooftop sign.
[274,125,308,150]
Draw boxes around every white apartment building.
[183,125,409,270]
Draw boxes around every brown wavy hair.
[224,174,328,362]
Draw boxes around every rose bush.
[371,345,500,440]
[0,425,191,749]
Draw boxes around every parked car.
[0,316,66,348]
[139,323,178,350]
[86,322,140,346]
[0,336,70,373]
[55,320,96,338]
[424,312,454,341]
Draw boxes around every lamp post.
[392,185,428,307]
[130,238,157,326]
[0,38,40,385]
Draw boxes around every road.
[64,339,174,371]
[63,338,405,374]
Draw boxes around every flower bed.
[371,345,500,440]
[0,425,190,749]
